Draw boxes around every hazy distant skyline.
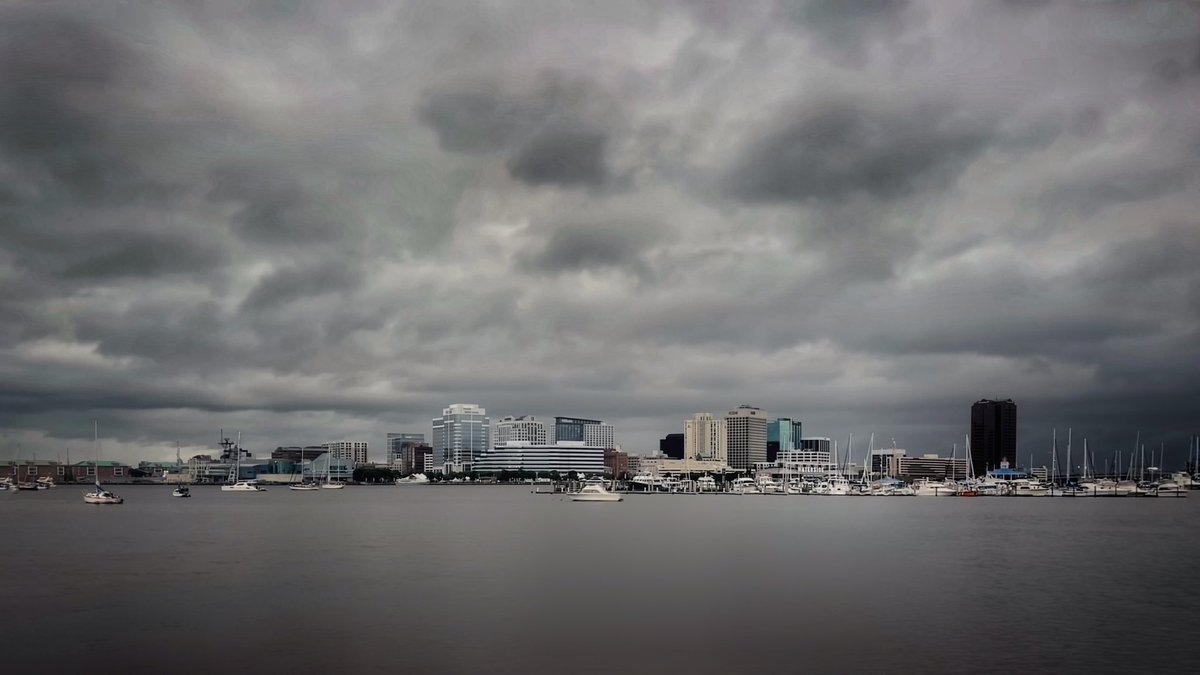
[1,1,1198,466]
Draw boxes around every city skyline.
[0,2,1198,468]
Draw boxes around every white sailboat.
[320,451,345,489]
[83,421,123,505]
[221,433,265,492]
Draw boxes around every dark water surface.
[2,486,1198,674]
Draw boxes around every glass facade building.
[432,404,491,471]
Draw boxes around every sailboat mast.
[1066,428,1072,485]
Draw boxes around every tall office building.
[725,405,768,470]
[768,418,803,452]
[685,413,728,463]
[323,441,368,465]
[971,399,1017,476]
[432,404,491,471]
[386,433,425,470]
[495,416,549,445]
[660,433,685,459]
[554,417,615,449]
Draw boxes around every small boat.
[221,480,266,492]
[730,477,760,494]
[84,485,124,504]
[35,477,56,489]
[15,482,40,491]
[82,421,122,504]
[1154,481,1187,497]
[912,478,958,496]
[570,483,623,502]
[696,475,719,492]
[320,482,345,490]
[289,482,321,491]
[171,486,191,498]
[395,473,430,485]
[1012,479,1049,497]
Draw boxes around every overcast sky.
[1,0,1198,468]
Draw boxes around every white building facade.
[685,412,727,463]
[472,442,606,476]
[494,416,549,446]
[323,441,368,465]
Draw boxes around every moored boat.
[571,483,623,502]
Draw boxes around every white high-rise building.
[583,422,614,449]
[725,405,768,470]
[323,441,368,465]
[685,413,727,463]
[495,416,548,446]
[432,404,491,471]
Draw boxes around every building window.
[57,466,65,476]
[87,466,96,476]
[27,466,36,476]
[114,467,124,477]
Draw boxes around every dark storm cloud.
[520,222,657,278]
[0,0,1198,466]
[723,96,994,205]
[419,74,619,187]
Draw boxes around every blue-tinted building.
[432,404,490,471]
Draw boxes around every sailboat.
[221,433,265,492]
[83,421,123,505]
[320,451,345,489]
[289,450,321,491]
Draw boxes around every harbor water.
[2,486,1197,674]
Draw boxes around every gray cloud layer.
[1,1,1198,466]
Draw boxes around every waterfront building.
[69,460,132,483]
[303,453,355,482]
[472,442,606,476]
[971,399,1017,477]
[626,455,643,475]
[895,454,969,481]
[495,416,549,445]
[385,433,425,468]
[725,405,768,470]
[685,413,728,463]
[660,433,685,459]
[323,441,368,466]
[1,460,67,482]
[553,416,614,448]
[271,446,327,463]
[775,448,836,476]
[604,447,629,477]
[799,437,832,455]
[768,417,803,461]
[640,457,731,476]
[432,404,491,472]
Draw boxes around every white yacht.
[221,480,266,492]
[395,473,430,485]
[35,477,56,489]
[320,481,345,490]
[289,482,321,491]
[696,475,718,492]
[1115,480,1139,496]
[1078,478,1116,496]
[730,477,760,494]
[912,479,958,497]
[1154,481,1187,497]
[756,477,784,494]
[1012,479,1049,497]
[171,486,191,498]
[813,476,852,496]
[571,483,623,502]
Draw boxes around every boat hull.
[571,493,623,502]
[83,493,123,504]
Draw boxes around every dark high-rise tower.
[970,399,1017,476]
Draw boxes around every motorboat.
[221,480,266,492]
[696,475,719,492]
[1012,479,1049,497]
[1057,484,1090,497]
[35,477,56,489]
[1154,481,1187,497]
[395,473,430,485]
[571,483,623,502]
[15,482,40,491]
[756,477,784,494]
[289,482,321,491]
[1078,479,1116,496]
[730,477,760,494]
[813,476,852,496]
[912,479,958,497]
[1115,480,1139,496]
[171,486,191,498]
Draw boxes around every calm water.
[2,486,1198,674]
